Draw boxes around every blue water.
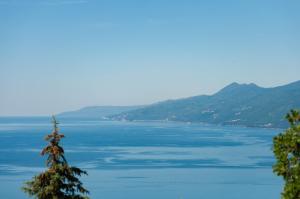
[0,117,283,199]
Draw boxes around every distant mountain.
[57,106,143,120]
[110,81,300,128]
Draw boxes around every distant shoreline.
[0,116,284,130]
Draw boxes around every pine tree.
[23,116,89,199]
[273,109,300,199]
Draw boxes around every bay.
[0,117,283,199]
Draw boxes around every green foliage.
[273,110,300,199]
[22,116,89,199]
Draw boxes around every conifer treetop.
[22,116,89,199]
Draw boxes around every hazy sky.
[0,0,299,116]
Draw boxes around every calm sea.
[0,117,283,199]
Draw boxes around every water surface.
[0,117,283,198]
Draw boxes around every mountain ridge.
[57,106,143,120]
[110,80,300,128]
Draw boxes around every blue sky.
[0,0,299,116]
